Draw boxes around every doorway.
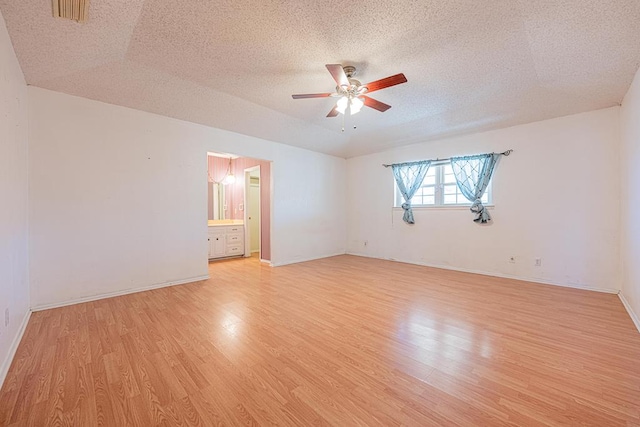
[244,166,261,258]
[207,153,271,263]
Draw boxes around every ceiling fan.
[292,64,407,117]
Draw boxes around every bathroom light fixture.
[209,156,236,185]
[222,158,235,185]
[223,172,236,185]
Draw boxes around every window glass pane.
[411,188,436,206]
[419,168,436,186]
[443,164,457,184]
[443,194,457,204]
[443,174,456,184]
[422,186,435,196]
[444,184,457,195]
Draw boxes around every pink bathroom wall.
[207,155,271,261]
[207,156,230,184]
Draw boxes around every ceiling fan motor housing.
[335,66,364,96]
[343,65,357,78]
[337,80,365,98]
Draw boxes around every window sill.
[393,205,495,211]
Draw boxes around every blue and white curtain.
[450,153,500,223]
[392,161,431,224]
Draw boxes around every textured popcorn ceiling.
[1,0,639,158]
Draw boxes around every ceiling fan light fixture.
[350,97,364,114]
[336,96,349,114]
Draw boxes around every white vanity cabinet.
[208,229,226,258]
[208,224,245,259]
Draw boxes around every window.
[394,162,491,207]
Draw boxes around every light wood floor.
[1,255,639,426]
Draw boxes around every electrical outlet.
[535,258,542,267]
[509,256,516,263]
[4,308,9,327]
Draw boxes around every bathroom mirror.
[211,182,227,220]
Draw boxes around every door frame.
[243,165,261,258]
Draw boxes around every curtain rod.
[382,149,513,168]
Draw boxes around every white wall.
[28,87,346,308]
[0,10,29,385]
[347,108,621,292]
[620,67,640,330]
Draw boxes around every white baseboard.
[260,259,272,266]
[31,275,210,312]
[0,309,32,390]
[271,251,347,267]
[346,252,620,294]
[619,292,640,333]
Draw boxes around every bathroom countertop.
[208,220,244,227]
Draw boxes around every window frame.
[393,161,493,209]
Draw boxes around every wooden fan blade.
[292,93,333,99]
[362,95,391,112]
[363,73,407,93]
[326,64,349,87]
[327,105,339,117]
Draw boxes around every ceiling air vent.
[52,0,89,23]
